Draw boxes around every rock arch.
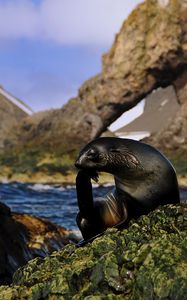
[4,0,187,157]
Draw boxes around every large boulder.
[0,202,187,299]
[0,202,77,285]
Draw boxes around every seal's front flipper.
[76,170,100,240]
[76,170,94,218]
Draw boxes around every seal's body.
[75,137,180,241]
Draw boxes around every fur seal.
[75,137,180,242]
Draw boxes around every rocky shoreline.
[0,170,114,186]
[0,172,186,297]
[0,171,186,188]
[0,202,187,299]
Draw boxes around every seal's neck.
[114,175,133,192]
[114,175,146,200]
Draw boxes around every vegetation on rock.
[1,202,187,299]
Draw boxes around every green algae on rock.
[0,202,187,299]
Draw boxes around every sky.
[0,0,142,114]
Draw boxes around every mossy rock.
[1,203,187,299]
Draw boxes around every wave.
[28,183,66,192]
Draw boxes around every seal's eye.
[86,149,99,161]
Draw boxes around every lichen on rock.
[1,202,187,299]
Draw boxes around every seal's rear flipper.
[77,232,104,247]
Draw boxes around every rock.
[12,213,78,257]
[1,202,187,299]
[0,202,78,285]
[2,0,187,161]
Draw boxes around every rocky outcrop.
[0,202,77,285]
[2,0,187,159]
[0,202,187,299]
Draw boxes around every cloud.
[0,0,141,47]
[0,0,40,40]
[40,0,141,46]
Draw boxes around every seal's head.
[75,137,140,179]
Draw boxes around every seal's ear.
[109,148,120,153]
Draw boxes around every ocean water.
[0,182,114,231]
[0,183,186,231]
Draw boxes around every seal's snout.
[75,147,100,170]
[75,157,82,169]
[75,153,87,169]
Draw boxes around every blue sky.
[0,0,142,112]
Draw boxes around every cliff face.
[3,0,187,159]
[115,85,180,136]
[145,70,187,156]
